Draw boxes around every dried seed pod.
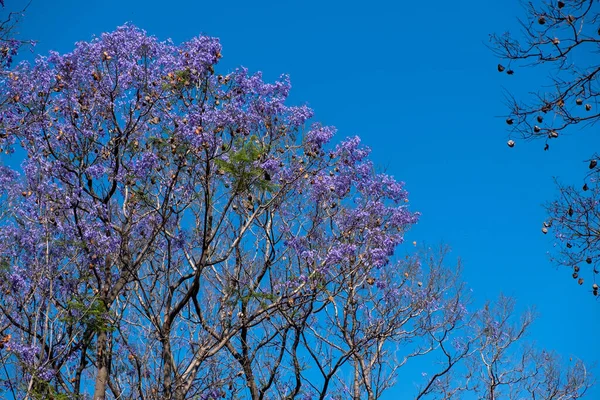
[550,131,559,138]
[538,16,546,25]
[558,1,565,8]
[567,15,575,23]
[243,199,253,211]
[590,159,597,169]
[567,242,572,248]
[586,257,592,264]
[578,278,584,285]
[576,98,583,105]
[583,183,589,191]
[574,265,580,272]
[573,272,579,279]
[498,64,505,72]
[552,37,560,45]
[506,69,514,75]
[506,118,514,125]
[542,227,548,234]
[507,140,515,148]
[568,206,574,216]
[534,125,541,133]
[537,115,543,123]
[585,104,592,111]
[593,283,599,290]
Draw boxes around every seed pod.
[567,242,572,248]
[578,278,584,285]
[542,227,548,234]
[593,283,599,290]
[550,131,559,138]
[583,183,589,191]
[585,104,592,111]
[590,159,597,169]
[366,277,375,285]
[576,98,583,105]
[586,257,592,264]
[573,272,579,279]
[507,140,515,148]
[558,1,565,8]
[506,118,514,125]
[567,15,575,23]
[538,16,546,25]
[537,115,543,123]
[506,69,514,75]
[568,206,573,217]
[574,265,580,272]
[498,64,505,72]
[534,125,541,133]
[552,37,560,45]
[243,199,253,211]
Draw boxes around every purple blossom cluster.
[6,342,38,365]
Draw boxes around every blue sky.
[6,0,600,397]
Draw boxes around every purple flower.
[306,123,336,148]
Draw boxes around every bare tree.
[423,295,594,399]
[491,0,600,293]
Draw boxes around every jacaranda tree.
[0,25,593,400]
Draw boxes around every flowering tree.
[490,0,600,294]
[0,25,593,399]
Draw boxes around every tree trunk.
[353,359,360,400]
[93,330,109,400]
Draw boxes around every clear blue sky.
[7,0,600,397]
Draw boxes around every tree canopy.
[0,24,593,400]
